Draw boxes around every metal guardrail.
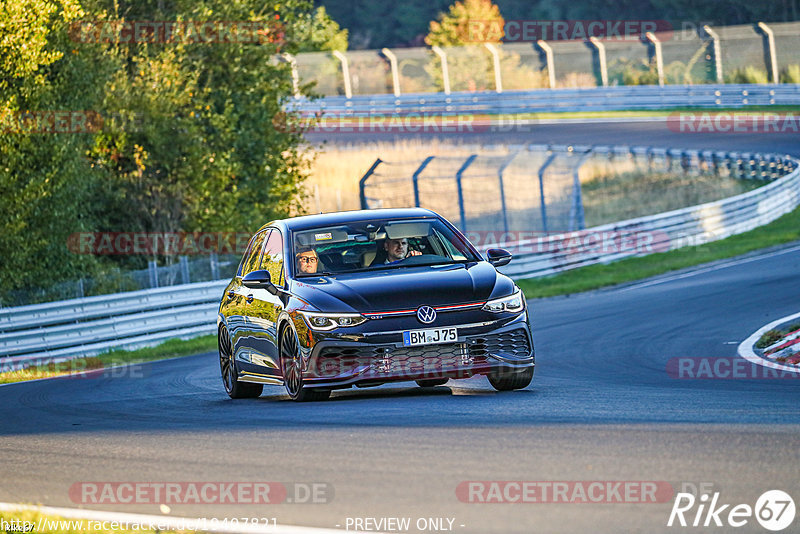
[291,84,800,116]
[0,281,227,366]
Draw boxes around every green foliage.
[780,64,800,83]
[756,330,785,349]
[0,0,330,304]
[608,58,660,86]
[726,66,769,84]
[425,0,503,47]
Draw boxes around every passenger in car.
[295,247,319,274]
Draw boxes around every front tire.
[219,326,263,399]
[280,325,331,402]
[488,366,534,391]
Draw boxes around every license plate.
[402,327,458,346]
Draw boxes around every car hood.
[291,262,514,312]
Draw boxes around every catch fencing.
[286,22,800,97]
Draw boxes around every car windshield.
[291,218,479,276]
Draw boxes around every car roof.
[261,208,440,232]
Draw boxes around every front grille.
[468,328,531,358]
[312,327,531,379]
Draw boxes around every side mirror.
[242,269,278,295]
[486,248,512,267]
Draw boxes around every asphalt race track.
[2,243,800,533]
[2,122,799,533]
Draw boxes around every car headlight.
[482,290,524,313]
[298,311,367,331]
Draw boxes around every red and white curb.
[0,502,354,534]
[738,311,800,374]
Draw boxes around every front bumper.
[301,313,534,389]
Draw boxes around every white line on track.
[738,311,800,374]
[0,502,354,534]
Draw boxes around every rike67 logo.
[668,490,795,531]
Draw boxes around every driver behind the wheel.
[383,238,421,264]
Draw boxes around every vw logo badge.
[416,305,437,324]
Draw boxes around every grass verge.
[517,206,800,299]
[0,335,216,385]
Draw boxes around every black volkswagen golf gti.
[218,208,535,401]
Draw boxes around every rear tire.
[488,366,533,391]
[416,378,449,387]
[219,326,263,399]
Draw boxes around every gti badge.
[416,305,436,324]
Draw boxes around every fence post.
[643,32,665,86]
[755,22,779,83]
[702,25,723,83]
[210,253,219,280]
[455,155,477,231]
[332,50,353,98]
[431,46,451,95]
[537,152,558,234]
[179,255,190,284]
[412,156,435,208]
[281,53,301,99]
[536,40,556,89]
[148,260,159,288]
[359,158,383,209]
[586,37,608,87]
[381,48,402,96]
[484,43,503,93]
[569,151,592,231]
[497,152,519,234]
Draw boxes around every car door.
[242,228,286,378]
[227,228,270,373]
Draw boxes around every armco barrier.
[291,84,800,116]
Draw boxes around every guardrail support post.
[537,152,558,234]
[455,155,477,231]
[332,50,353,99]
[643,32,665,86]
[431,46,451,95]
[755,22,779,83]
[586,37,608,87]
[281,53,301,99]
[210,253,219,280]
[179,256,190,285]
[412,156,435,207]
[535,40,556,89]
[702,25,724,84]
[484,43,503,93]
[381,48,402,97]
[359,158,383,209]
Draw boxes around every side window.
[238,229,270,276]
[261,229,285,286]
